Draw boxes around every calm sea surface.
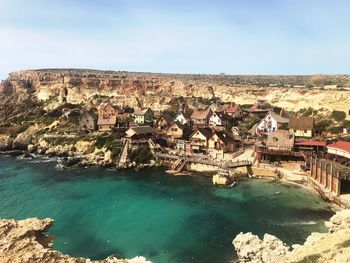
[0,155,334,263]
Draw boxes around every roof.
[327,141,350,153]
[267,111,289,123]
[127,126,156,134]
[133,108,151,116]
[191,108,211,120]
[213,130,234,144]
[213,111,232,121]
[294,141,326,147]
[159,113,173,124]
[288,116,315,130]
[220,103,240,114]
[169,121,184,130]
[97,115,117,125]
[266,130,294,149]
[190,127,213,139]
[246,101,271,112]
[81,110,97,120]
[99,102,119,112]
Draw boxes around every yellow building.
[288,116,315,138]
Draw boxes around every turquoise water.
[0,155,334,263]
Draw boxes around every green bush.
[331,111,346,122]
[128,147,154,165]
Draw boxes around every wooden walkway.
[155,153,252,169]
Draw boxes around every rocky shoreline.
[0,217,151,263]
[232,209,350,263]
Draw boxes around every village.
[72,98,350,208]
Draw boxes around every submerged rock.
[0,217,152,263]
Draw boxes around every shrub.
[331,111,346,122]
[128,147,154,165]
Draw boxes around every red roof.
[327,141,350,153]
[220,103,240,114]
[294,141,326,147]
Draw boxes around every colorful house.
[166,121,184,140]
[79,110,97,131]
[174,111,190,125]
[190,108,212,126]
[219,103,243,118]
[97,103,120,132]
[208,130,236,160]
[156,113,173,132]
[209,111,231,128]
[288,117,315,138]
[256,111,289,134]
[189,127,213,154]
[132,108,153,125]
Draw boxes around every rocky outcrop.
[233,209,350,263]
[12,124,43,150]
[0,135,13,151]
[0,217,151,263]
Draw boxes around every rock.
[233,209,350,263]
[12,124,42,150]
[0,135,13,151]
[27,144,37,153]
[5,150,25,157]
[0,217,151,263]
[75,141,95,155]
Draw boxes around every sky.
[0,0,350,79]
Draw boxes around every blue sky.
[0,0,349,79]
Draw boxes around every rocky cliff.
[233,209,350,263]
[1,69,350,113]
[0,217,151,263]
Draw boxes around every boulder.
[0,135,13,151]
[12,124,42,150]
[75,141,95,155]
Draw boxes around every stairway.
[118,139,129,165]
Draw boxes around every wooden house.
[132,108,153,125]
[245,101,272,117]
[156,113,173,132]
[256,111,289,134]
[125,126,156,141]
[208,130,236,160]
[209,111,231,128]
[79,110,97,131]
[288,117,315,138]
[189,127,213,154]
[174,111,190,125]
[190,108,212,126]
[219,103,243,118]
[97,103,120,132]
[166,121,184,140]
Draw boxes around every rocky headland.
[233,209,350,263]
[0,217,151,263]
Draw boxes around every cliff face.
[1,69,350,113]
[0,217,151,263]
[233,209,350,263]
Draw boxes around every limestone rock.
[0,217,151,263]
[0,135,13,151]
[75,141,95,155]
[12,124,42,150]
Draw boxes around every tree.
[331,111,346,122]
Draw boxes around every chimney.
[280,108,284,117]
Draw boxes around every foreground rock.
[0,218,151,263]
[0,135,13,151]
[233,209,350,263]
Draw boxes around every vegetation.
[95,133,123,159]
[237,115,261,136]
[331,110,346,122]
[128,147,154,165]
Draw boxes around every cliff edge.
[233,209,350,263]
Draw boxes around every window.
[304,130,308,133]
